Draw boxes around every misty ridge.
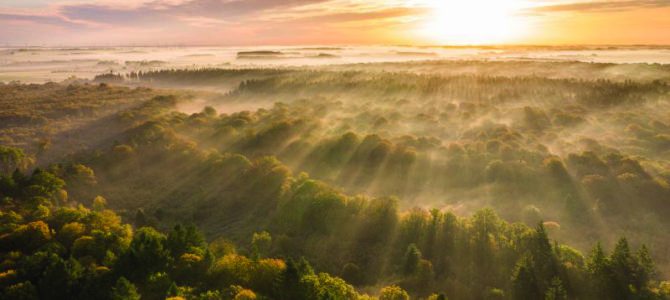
[2,53,670,300]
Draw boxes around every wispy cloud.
[531,0,670,13]
[0,12,90,28]
[177,15,232,28]
[294,6,429,23]
[1,0,669,45]
[0,0,428,44]
[57,0,336,25]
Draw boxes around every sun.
[418,0,529,45]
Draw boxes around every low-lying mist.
[4,45,670,83]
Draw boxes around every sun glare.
[419,0,529,45]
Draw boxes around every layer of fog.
[3,45,670,83]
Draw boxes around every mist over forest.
[2,47,670,300]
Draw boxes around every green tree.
[3,281,39,300]
[403,243,421,275]
[636,245,654,286]
[609,237,640,299]
[166,223,205,258]
[528,222,559,293]
[379,285,409,300]
[511,254,540,300]
[38,258,82,300]
[92,196,107,211]
[587,242,610,298]
[341,263,363,286]
[134,209,149,228]
[115,227,170,282]
[167,282,181,297]
[0,146,34,175]
[251,231,272,258]
[415,259,435,293]
[145,272,172,300]
[427,293,448,300]
[27,168,65,200]
[111,277,140,300]
[277,258,304,300]
[544,277,567,300]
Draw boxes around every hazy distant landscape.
[4,45,670,83]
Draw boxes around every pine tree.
[544,277,568,300]
[511,254,541,300]
[167,282,181,297]
[403,243,421,275]
[587,242,610,298]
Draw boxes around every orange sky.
[0,0,669,46]
[527,7,670,45]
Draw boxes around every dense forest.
[2,60,670,299]
[0,167,664,299]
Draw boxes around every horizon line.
[3,43,670,49]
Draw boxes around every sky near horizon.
[0,0,669,46]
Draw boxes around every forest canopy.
[1,59,670,299]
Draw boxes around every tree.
[528,222,559,292]
[167,282,181,297]
[341,263,363,286]
[544,277,567,300]
[56,222,85,248]
[12,168,28,187]
[166,223,205,258]
[134,209,149,228]
[379,285,409,300]
[1,221,52,253]
[297,257,315,276]
[115,227,170,282]
[3,281,39,300]
[248,258,285,296]
[38,258,82,299]
[609,237,639,299]
[403,243,421,275]
[203,106,218,118]
[251,231,272,258]
[92,196,107,211]
[145,272,172,300]
[544,158,571,185]
[636,245,654,285]
[111,277,140,300]
[415,259,435,294]
[427,293,448,300]
[26,169,65,201]
[64,164,97,187]
[0,146,34,175]
[511,254,540,300]
[233,289,257,300]
[587,242,610,297]
[278,258,304,300]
